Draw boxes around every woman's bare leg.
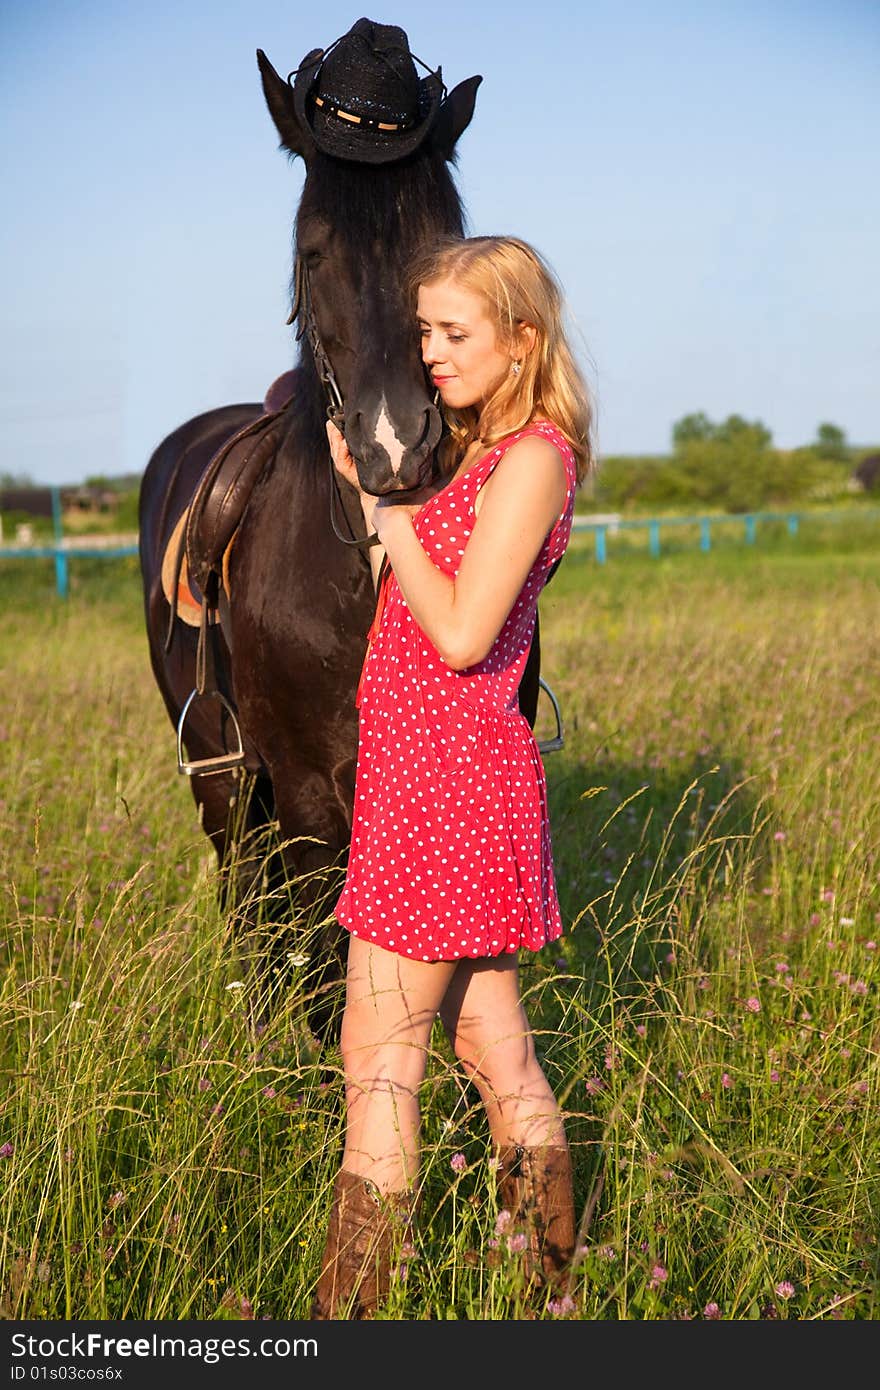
[340,936,458,1192]
[438,954,567,1151]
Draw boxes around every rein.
[289,253,381,551]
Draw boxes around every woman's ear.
[512,322,538,359]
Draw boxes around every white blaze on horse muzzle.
[374,402,406,476]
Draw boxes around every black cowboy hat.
[290,17,444,164]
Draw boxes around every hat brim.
[292,54,443,165]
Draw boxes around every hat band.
[313,95,412,133]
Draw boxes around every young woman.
[313,234,594,1319]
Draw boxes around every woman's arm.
[375,437,566,670]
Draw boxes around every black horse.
[138,34,546,1041]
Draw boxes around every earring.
[512,360,522,376]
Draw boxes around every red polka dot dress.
[334,420,578,961]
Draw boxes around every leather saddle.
[161,372,296,778]
[161,371,297,634]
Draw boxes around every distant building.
[0,486,55,518]
[853,453,880,492]
[62,484,118,512]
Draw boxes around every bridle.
[289,253,345,427]
[288,251,381,550]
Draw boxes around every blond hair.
[408,235,594,481]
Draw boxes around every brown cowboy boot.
[310,1169,415,1319]
[496,1143,576,1288]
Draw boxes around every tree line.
[586,417,877,514]
[4,421,877,524]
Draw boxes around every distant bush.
[579,454,669,512]
[583,413,874,515]
[115,490,140,531]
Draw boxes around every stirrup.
[536,676,564,755]
[176,688,246,776]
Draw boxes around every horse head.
[257,43,481,495]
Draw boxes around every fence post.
[595,526,607,564]
[51,485,69,599]
[700,518,711,552]
[787,514,799,537]
[649,520,660,557]
[745,514,756,544]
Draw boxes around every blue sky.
[2,0,878,485]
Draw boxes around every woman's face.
[417,278,514,412]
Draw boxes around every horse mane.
[298,149,466,261]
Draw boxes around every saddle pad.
[161,509,235,626]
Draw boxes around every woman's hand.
[326,420,359,490]
[372,495,421,542]
[326,420,378,532]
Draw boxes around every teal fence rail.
[572,506,880,563]
[0,485,138,597]
[0,542,139,597]
[4,495,880,594]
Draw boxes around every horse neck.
[282,357,328,469]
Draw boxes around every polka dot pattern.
[334,420,578,961]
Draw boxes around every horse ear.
[257,48,314,161]
[432,76,482,161]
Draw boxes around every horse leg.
[278,839,349,1048]
[187,764,277,911]
[258,777,353,1049]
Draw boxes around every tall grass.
[1,528,878,1320]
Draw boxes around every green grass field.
[1,516,878,1320]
